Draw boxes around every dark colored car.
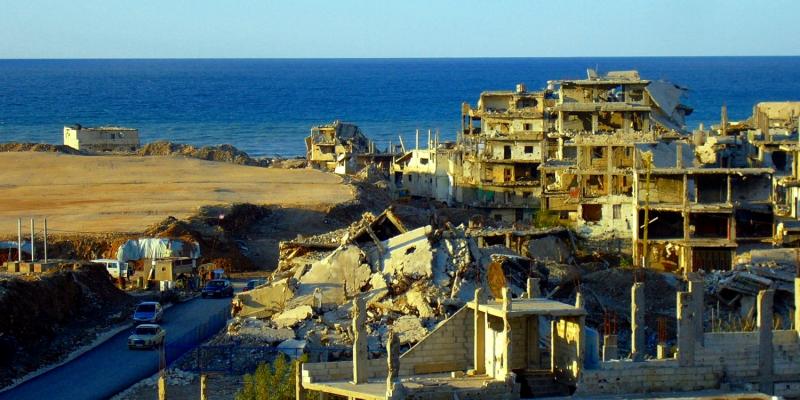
[202,279,234,298]
[243,278,267,292]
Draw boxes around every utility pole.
[641,151,653,272]
[17,218,22,263]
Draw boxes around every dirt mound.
[143,203,274,272]
[0,142,82,155]
[136,141,269,167]
[0,263,134,387]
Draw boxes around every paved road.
[0,296,232,400]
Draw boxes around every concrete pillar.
[602,335,618,361]
[527,316,540,368]
[158,374,167,400]
[676,291,695,366]
[757,289,775,395]
[200,374,208,400]
[550,319,557,373]
[30,218,35,262]
[688,277,704,345]
[527,277,540,298]
[295,364,305,400]
[501,287,512,377]
[351,296,368,384]
[795,278,800,335]
[591,113,598,134]
[656,344,669,359]
[385,330,405,399]
[471,288,485,375]
[630,283,645,361]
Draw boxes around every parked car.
[202,279,234,298]
[128,324,166,350]
[133,301,164,323]
[243,278,267,292]
[92,258,132,279]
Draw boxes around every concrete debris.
[221,207,574,359]
[227,318,295,345]
[527,235,571,263]
[272,305,314,329]
[234,278,295,318]
[391,315,428,345]
[378,225,435,280]
[406,289,435,319]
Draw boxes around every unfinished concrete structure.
[305,120,372,174]
[298,275,800,399]
[63,124,140,152]
[632,141,774,272]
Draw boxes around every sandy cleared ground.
[0,152,352,235]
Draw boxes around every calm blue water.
[1,57,799,157]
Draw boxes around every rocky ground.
[0,263,136,387]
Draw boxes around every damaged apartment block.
[387,68,800,274]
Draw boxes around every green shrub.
[235,354,317,400]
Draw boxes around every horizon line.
[2,55,800,61]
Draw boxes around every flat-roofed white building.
[63,124,140,152]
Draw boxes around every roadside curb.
[0,321,134,394]
[0,294,199,394]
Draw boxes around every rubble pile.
[224,208,580,360]
[705,258,797,327]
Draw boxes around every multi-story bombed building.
[305,120,371,174]
[456,83,550,222]
[540,70,693,241]
[632,141,773,272]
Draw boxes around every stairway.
[515,369,572,398]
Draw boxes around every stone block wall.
[694,332,759,381]
[576,360,720,395]
[399,306,474,376]
[301,359,386,384]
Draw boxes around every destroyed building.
[298,275,800,399]
[305,120,374,174]
[385,70,800,274]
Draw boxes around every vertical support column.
[471,288,485,375]
[527,316,540,368]
[550,319,557,373]
[351,296,368,384]
[602,335,618,361]
[574,293,585,376]
[501,287,512,378]
[158,374,167,400]
[200,374,208,400]
[795,278,800,335]
[591,113,598,134]
[757,289,775,395]
[676,291,695,366]
[385,330,404,399]
[631,282,645,361]
[688,277,704,345]
[527,277,540,298]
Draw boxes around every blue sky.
[1,0,798,58]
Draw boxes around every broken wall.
[399,306,474,375]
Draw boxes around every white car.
[128,324,166,350]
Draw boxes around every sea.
[1,57,799,157]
